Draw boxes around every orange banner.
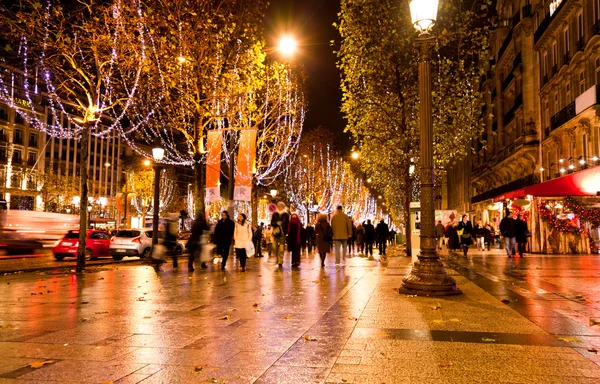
[234,129,257,201]
[205,130,222,202]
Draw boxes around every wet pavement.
[0,246,599,383]
[0,251,143,274]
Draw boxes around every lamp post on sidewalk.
[151,141,165,247]
[399,0,461,296]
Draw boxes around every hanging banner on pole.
[234,129,257,201]
[205,130,222,202]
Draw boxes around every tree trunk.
[404,166,412,258]
[76,126,89,273]
[251,178,258,225]
[194,154,205,218]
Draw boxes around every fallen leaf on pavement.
[103,381,114,384]
[283,315,292,320]
[501,299,511,304]
[259,333,265,337]
[219,315,231,320]
[432,320,444,324]
[254,308,262,312]
[449,318,460,322]
[348,317,358,321]
[587,348,598,354]
[438,361,454,367]
[192,367,203,374]
[557,337,581,343]
[252,303,259,307]
[575,294,583,299]
[95,311,108,315]
[481,337,496,343]
[28,360,55,368]
[137,297,146,302]
[431,302,442,310]
[304,335,318,341]
[589,318,600,327]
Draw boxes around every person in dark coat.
[457,214,473,257]
[499,209,517,258]
[446,222,459,251]
[363,220,375,257]
[270,212,285,266]
[355,223,365,254]
[515,214,529,258]
[375,219,389,256]
[287,213,302,267]
[315,213,332,268]
[483,224,493,251]
[214,211,235,270]
[306,224,315,253]
[185,212,209,271]
[252,223,263,258]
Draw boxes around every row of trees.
[336,0,492,255]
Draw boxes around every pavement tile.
[137,365,263,384]
[256,366,330,384]
[0,341,138,362]
[19,359,146,383]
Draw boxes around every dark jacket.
[287,217,302,248]
[214,217,235,245]
[186,217,208,250]
[363,223,375,242]
[375,221,389,240]
[457,220,473,245]
[435,223,445,238]
[315,220,332,254]
[499,217,516,238]
[515,219,529,243]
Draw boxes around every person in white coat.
[233,213,252,272]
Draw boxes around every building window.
[596,58,600,84]
[563,28,570,56]
[12,149,22,165]
[0,107,7,121]
[552,43,558,68]
[544,100,550,128]
[554,93,559,114]
[566,82,572,104]
[27,152,36,167]
[14,129,23,145]
[577,12,584,40]
[29,133,38,148]
[595,0,600,21]
[579,71,586,94]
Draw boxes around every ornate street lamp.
[399,0,461,296]
[151,140,165,248]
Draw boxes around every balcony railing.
[12,157,22,165]
[503,94,522,126]
[522,4,532,18]
[512,10,521,27]
[593,19,600,36]
[577,37,585,52]
[563,51,570,66]
[512,53,522,70]
[471,173,539,204]
[29,140,38,148]
[502,72,515,90]
[551,64,557,76]
[13,136,23,145]
[534,1,568,44]
[550,101,576,130]
[498,29,513,60]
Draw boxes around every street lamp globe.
[270,189,277,198]
[277,35,298,57]
[351,151,359,160]
[152,143,165,162]
[410,0,439,34]
[87,205,92,212]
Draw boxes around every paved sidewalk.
[0,247,599,383]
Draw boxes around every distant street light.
[351,151,360,160]
[151,140,165,248]
[270,189,278,198]
[143,159,151,167]
[277,35,298,57]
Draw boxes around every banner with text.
[234,129,257,201]
[205,131,222,202]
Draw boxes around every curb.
[0,258,143,275]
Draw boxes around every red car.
[53,230,111,260]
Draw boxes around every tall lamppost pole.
[400,0,461,296]
[151,141,165,248]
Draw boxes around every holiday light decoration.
[128,169,175,218]
[537,198,587,236]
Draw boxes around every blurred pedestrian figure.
[347,219,356,255]
[363,219,375,257]
[306,223,315,253]
[315,213,332,268]
[435,220,445,250]
[591,224,600,254]
[288,213,302,267]
[376,219,389,256]
[499,209,517,258]
[271,212,285,266]
[233,213,252,272]
[185,212,208,271]
[300,224,307,254]
[165,213,181,271]
[276,202,290,237]
[515,214,529,258]
[215,211,235,270]
[446,221,459,251]
[252,223,263,258]
[474,220,486,251]
[483,224,493,251]
[389,229,396,245]
[355,222,365,254]
[264,224,273,257]
[457,214,473,257]
[331,206,352,266]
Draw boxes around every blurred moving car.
[109,229,184,260]
[52,230,112,260]
[0,231,44,256]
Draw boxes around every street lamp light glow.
[410,0,439,34]
[351,151,359,160]
[277,35,298,57]
[152,144,165,162]
[143,159,151,167]
[270,189,277,198]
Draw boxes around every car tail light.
[0,243,7,247]
[132,237,141,243]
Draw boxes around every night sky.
[265,0,352,151]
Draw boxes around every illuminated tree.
[0,0,148,270]
[337,0,491,255]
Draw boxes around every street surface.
[0,251,142,274]
[0,247,599,383]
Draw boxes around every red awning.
[524,165,600,197]
[493,189,526,202]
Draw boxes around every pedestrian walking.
[264,224,273,257]
[314,213,332,268]
[214,211,235,270]
[363,219,375,257]
[446,221,459,251]
[483,224,493,251]
[165,213,181,271]
[331,206,352,266]
[252,223,263,258]
[347,219,356,255]
[270,212,285,266]
[233,213,252,272]
[376,219,389,256]
[435,220,445,250]
[288,213,302,267]
[474,220,486,251]
[515,214,529,258]
[355,223,365,254]
[185,212,208,271]
[306,223,315,253]
[499,210,517,258]
[457,214,473,257]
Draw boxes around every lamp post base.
[398,257,462,296]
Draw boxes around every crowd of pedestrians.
[151,202,397,272]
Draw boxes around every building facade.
[447,0,600,253]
